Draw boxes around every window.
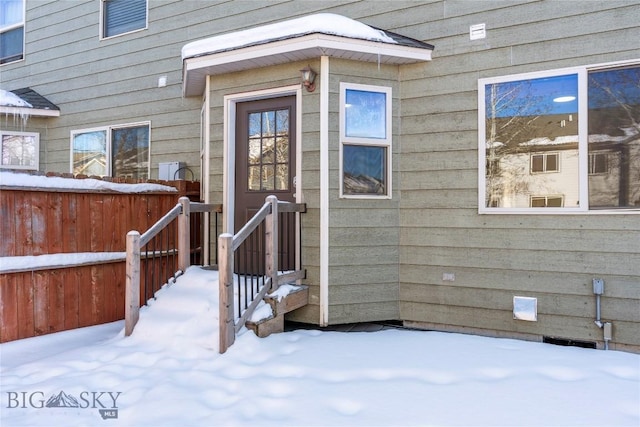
[1,131,38,170]
[340,83,392,198]
[531,153,559,173]
[71,123,150,179]
[1,0,24,64]
[479,61,640,212]
[588,153,608,175]
[101,0,147,39]
[530,196,563,208]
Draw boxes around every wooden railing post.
[265,195,279,291]
[125,231,141,336]
[218,233,235,353]
[178,196,190,272]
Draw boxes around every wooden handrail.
[218,195,306,353]
[125,197,219,336]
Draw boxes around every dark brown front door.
[234,96,296,274]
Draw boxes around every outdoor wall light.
[300,66,317,92]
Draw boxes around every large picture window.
[479,61,640,212]
[0,131,38,170]
[1,0,24,64]
[71,123,150,179]
[340,83,392,198]
[101,0,147,39]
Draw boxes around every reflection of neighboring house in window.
[113,147,149,179]
[588,127,640,208]
[491,133,580,208]
[73,152,106,176]
[247,134,288,191]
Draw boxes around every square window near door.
[340,83,392,198]
[0,131,38,170]
[343,144,387,195]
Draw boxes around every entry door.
[234,96,296,273]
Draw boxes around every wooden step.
[246,314,284,338]
[264,285,309,316]
[245,285,309,338]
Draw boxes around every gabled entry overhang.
[182,13,434,97]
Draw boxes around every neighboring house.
[1,0,639,352]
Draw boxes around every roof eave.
[182,33,432,97]
[0,106,60,117]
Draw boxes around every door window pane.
[246,107,290,192]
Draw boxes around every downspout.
[319,55,330,326]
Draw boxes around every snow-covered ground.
[1,266,638,427]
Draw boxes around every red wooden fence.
[0,179,201,342]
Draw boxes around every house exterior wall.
[322,59,401,324]
[2,1,639,351]
[395,1,640,351]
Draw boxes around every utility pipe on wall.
[592,278,612,350]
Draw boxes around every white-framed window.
[0,0,24,65]
[71,122,150,179]
[0,130,38,170]
[479,60,640,213]
[530,153,559,173]
[588,152,608,175]
[100,0,147,39]
[339,82,392,198]
[530,195,563,208]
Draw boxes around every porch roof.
[181,13,434,97]
[0,88,60,117]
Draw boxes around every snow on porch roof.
[0,88,60,117]
[181,13,434,97]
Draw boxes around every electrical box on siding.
[158,162,185,180]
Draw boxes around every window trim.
[0,130,39,170]
[339,82,392,199]
[70,121,151,178]
[478,58,640,214]
[99,0,148,40]
[0,0,25,65]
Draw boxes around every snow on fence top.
[0,171,177,193]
